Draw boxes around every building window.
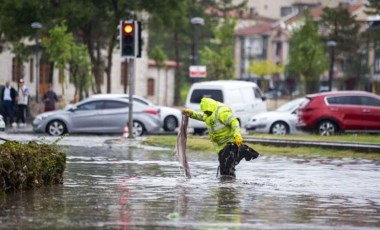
[12,57,24,82]
[29,58,34,83]
[249,7,255,15]
[281,6,293,17]
[147,78,155,96]
[40,63,53,91]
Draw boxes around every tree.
[286,15,328,94]
[148,0,247,104]
[248,60,283,76]
[320,6,361,55]
[320,5,363,89]
[69,44,92,101]
[0,0,187,96]
[43,23,74,96]
[148,0,191,105]
[247,60,283,90]
[200,17,236,80]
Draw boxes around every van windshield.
[190,89,224,103]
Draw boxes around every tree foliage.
[69,44,92,101]
[321,5,367,89]
[43,23,74,96]
[287,15,328,94]
[200,17,236,80]
[0,0,247,104]
[320,5,361,56]
[247,60,283,77]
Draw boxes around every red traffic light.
[123,23,134,35]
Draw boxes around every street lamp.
[327,40,337,92]
[190,17,204,65]
[190,17,204,83]
[31,22,42,102]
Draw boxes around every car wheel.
[47,120,66,136]
[317,120,338,136]
[270,121,289,135]
[163,115,178,132]
[132,121,145,137]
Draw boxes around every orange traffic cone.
[123,124,129,138]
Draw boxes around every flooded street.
[1,135,380,229]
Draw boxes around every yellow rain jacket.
[190,98,241,152]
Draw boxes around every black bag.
[218,143,260,177]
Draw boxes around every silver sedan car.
[33,97,162,136]
[91,94,182,132]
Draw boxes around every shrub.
[0,141,66,193]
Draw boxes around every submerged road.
[0,135,379,229]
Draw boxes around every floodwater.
[1,135,380,229]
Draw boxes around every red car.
[297,91,380,135]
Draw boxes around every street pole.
[327,40,337,92]
[190,17,204,83]
[127,58,134,138]
[31,22,42,102]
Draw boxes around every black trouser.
[2,100,14,125]
[218,143,260,177]
[17,104,27,124]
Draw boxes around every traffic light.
[120,20,136,58]
[119,20,143,58]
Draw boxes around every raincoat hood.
[200,98,219,113]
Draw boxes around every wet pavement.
[0,135,380,229]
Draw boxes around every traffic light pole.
[119,20,140,138]
[127,58,135,138]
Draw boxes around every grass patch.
[143,135,380,160]
[247,133,380,144]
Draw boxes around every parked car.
[0,115,5,131]
[297,91,380,135]
[264,89,283,99]
[33,97,162,136]
[245,98,306,135]
[90,94,182,132]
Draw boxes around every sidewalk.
[2,124,34,134]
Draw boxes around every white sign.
[189,65,207,78]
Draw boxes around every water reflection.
[0,143,379,229]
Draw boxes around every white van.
[185,80,267,134]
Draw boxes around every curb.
[244,137,380,153]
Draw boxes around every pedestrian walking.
[16,78,29,127]
[1,81,18,127]
[183,97,259,178]
[43,83,58,112]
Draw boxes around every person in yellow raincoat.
[183,97,259,178]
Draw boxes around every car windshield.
[275,98,305,112]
